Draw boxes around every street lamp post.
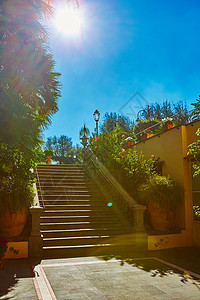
[93,109,100,138]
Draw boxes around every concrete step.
[38,185,88,189]
[38,189,90,194]
[37,165,83,170]
[40,221,122,230]
[38,184,89,190]
[40,215,119,223]
[37,172,85,177]
[40,200,103,206]
[42,204,109,210]
[38,176,85,181]
[40,194,91,199]
[43,235,111,247]
[40,198,107,203]
[37,164,130,259]
[42,209,116,217]
[41,228,126,238]
[37,184,89,193]
[38,179,86,184]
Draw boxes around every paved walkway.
[1,247,200,299]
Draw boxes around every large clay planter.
[161,123,174,132]
[127,141,134,147]
[141,133,153,141]
[0,207,28,237]
[148,201,175,231]
[46,155,52,164]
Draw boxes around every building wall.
[134,121,200,248]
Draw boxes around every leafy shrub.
[44,149,54,156]
[133,119,160,142]
[188,128,200,176]
[89,126,156,200]
[0,144,36,214]
[139,175,183,209]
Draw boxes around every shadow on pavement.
[0,258,41,299]
[100,246,200,284]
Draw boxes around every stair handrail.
[36,167,45,209]
[83,148,146,232]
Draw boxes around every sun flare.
[54,6,83,35]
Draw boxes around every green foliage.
[80,124,90,137]
[46,135,72,157]
[0,144,36,214]
[44,149,54,156]
[0,1,61,121]
[139,101,190,125]
[133,119,160,142]
[160,118,174,126]
[89,126,156,199]
[191,95,200,120]
[139,175,183,209]
[188,128,200,176]
[100,113,133,133]
[46,135,81,164]
[193,206,200,218]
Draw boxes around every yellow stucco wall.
[134,120,200,250]
[5,241,28,259]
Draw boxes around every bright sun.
[54,6,83,36]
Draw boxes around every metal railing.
[83,149,139,230]
[36,168,45,209]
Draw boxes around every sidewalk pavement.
[0,246,200,300]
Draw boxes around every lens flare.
[54,6,83,35]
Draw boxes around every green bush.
[188,128,200,177]
[0,144,36,214]
[89,126,156,200]
[139,175,183,209]
[133,119,160,142]
[44,149,54,156]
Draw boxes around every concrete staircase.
[36,164,129,258]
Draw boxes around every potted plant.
[161,118,175,132]
[0,231,8,269]
[0,145,35,237]
[44,149,54,164]
[139,175,183,231]
[140,127,153,141]
[125,137,135,148]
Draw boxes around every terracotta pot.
[46,155,52,164]
[141,133,153,141]
[0,207,28,237]
[148,201,175,231]
[0,259,4,270]
[161,123,174,132]
[127,141,134,147]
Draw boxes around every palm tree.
[0,0,77,150]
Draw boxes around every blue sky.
[43,0,200,145]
